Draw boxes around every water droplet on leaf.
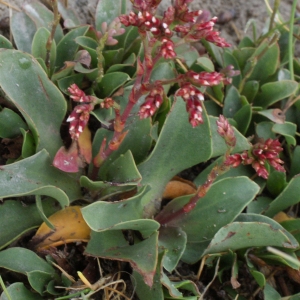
[18,57,31,69]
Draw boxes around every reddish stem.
[155,157,231,226]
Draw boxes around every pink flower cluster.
[119,0,230,61]
[67,84,94,140]
[119,0,234,127]
[216,115,236,148]
[119,11,172,38]
[176,72,229,127]
[225,139,285,179]
[176,83,204,127]
[174,16,230,47]
[186,70,229,87]
[139,84,164,119]
[174,0,201,23]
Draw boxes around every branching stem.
[155,148,232,225]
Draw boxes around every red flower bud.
[186,71,226,86]
[176,83,204,127]
[216,115,236,148]
[139,84,164,119]
[160,38,176,59]
[68,84,93,103]
[67,104,94,140]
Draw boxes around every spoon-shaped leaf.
[0,49,66,158]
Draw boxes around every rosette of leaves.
[0,0,298,299]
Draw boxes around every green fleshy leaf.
[51,61,76,82]
[90,106,114,127]
[258,252,300,270]
[85,230,158,287]
[0,150,81,203]
[163,278,200,299]
[138,98,212,218]
[45,280,62,296]
[246,42,279,82]
[98,72,130,97]
[205,222,297,255]
[232,48,255,70]
[20,128,35,158]
[162,272,183,298]
[36,57,48,74]
[267,171,287,197]
[272,122,297,146]
[95,0,126,31]
[238,36,255,48]
[233,104,252,135]
[57,1,81,27]
[106,151,142,183]
[257,109,286,124]
[176,43,199,68]
[223,86,243,118]
[159,177,259,263]
[202,40,224,67]
[132,251,164,300]
[10,11,36,53]
[0,282,43,300]
[103,49,125,66]
[23,2,63,44]
[159,227,187,272]
[120,26,140,56]
[235,213,298,246]
[35,195,55,230]
[0,247,55,275]
[57,73,84,95]
[264,176,300,217]
[0,35,13,49]
[80,175,136,201]
[290,146,300,179]
[106,52,136,73]
[191,56,215,72]
[92,125,152,180]
[151,62,175,86]
[280,219,300,245]
[75,36,98,49]
[31,27,56,75]
[254,80,298,108]
[247,196,272,214]
[241,80,259,102]
[255,121,277,140]
[0,199,59,250]
[263,283,281,300]
[55,26,90,69]
[0,50,66,158]
[250,270,266,288]
[74,64,98,80]
[210,84,224,103]
[0,108,28,138]
[28,271,54,295]
[82,186,159,237]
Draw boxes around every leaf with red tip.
[53,141,81,172]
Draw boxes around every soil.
[1,0,295,47]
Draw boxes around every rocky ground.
[0,0,296,47]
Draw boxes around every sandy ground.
[0,0,295,47]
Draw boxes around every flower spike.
[225,139,285,179]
